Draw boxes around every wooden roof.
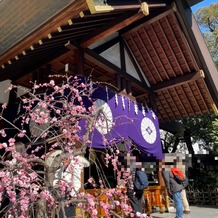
[0,0,217,126]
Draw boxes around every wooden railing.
[143,186,169,214]
[76,186,170,217]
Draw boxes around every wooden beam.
[80,11,145,48]
[86,0,167,13]
[123,36,148,86]
[152,71,204,92]
[84,48,152,93]
[65,41,152,93]
[93,36,120,54]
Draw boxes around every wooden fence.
[187,189,218,205]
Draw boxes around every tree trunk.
[35,199,48,218]
[183,128,194,156]
[172,135,180,153]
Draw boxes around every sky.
[191,0,216,12]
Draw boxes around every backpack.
[133,170,149,191]
[171,168,189,187]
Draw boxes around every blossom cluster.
[0,76,144,217]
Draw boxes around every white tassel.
[122,96,125,110]
[151,110,156,119]
[142,103,146,116]
[134,102,138,115]
[115,93,118,106]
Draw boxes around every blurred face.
[160,161,171,171]
[125,153,142,171]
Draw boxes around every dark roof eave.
[187,0,203,7]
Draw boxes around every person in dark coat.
[162,170,184,218]
[125,151,145,216]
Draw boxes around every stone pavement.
[151,205,218,218]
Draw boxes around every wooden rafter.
[171,86,189,117]
[80,11,145,48]
[136,29,166,82]
[128,33,157,84]
[152,71,204,91]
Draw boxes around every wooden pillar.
[45,64,52,83]
[149,92,158,114]
[74,49,84,75]
[120,37,126,72]
[32,65,51,84]
[126,80,132,95]
[157,159,165,186]
[121,77,126,93]
[116,74,121,91]
[33,68,44,84]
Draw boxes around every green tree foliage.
[182,113,218,154]
[194,3,218,69]
[160,113,218,154]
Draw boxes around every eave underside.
[0,0,217,125]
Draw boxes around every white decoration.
[141,117,157,144]
[115,93,118,106]
[134,102,138,115]
[142,104,146,116]
[151,110,156,119]
[122,96,125,110]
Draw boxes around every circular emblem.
[140,117,157,144]
[94,99,113,135]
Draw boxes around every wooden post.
[116,74,121,91]
[74,49,84,75]
[157,159,165,186]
